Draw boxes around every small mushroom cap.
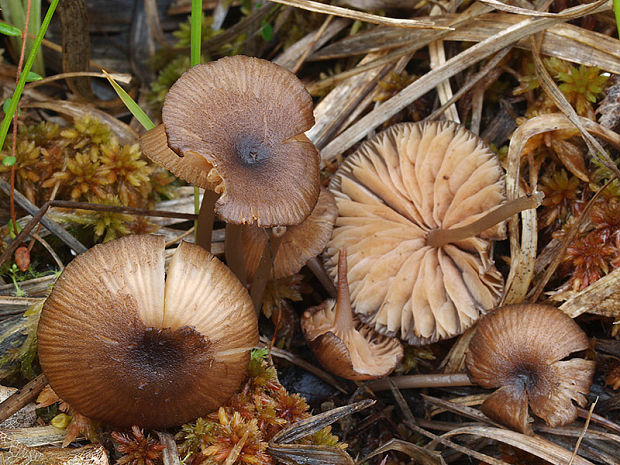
[326,121,506,345]
[302,250,403,380]
[242,188,338,280]
[141,55,320,227]
[302,301,404,380]
[466,304,595,433]
[37,235,258,428]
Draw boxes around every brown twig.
[568,398,598,465]
[0,189,199,268]
[292,15,333,74]
[0,373,48,422]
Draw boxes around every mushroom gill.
[326,121,514,345]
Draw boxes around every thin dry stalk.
[440,426,595,465]
[268,0,451,29]
[320,0,611,162]
[24,71,131,89]
[367,373,473,391]
[568,399,598,465]
[292,15,334,74]
[429,4,459,123]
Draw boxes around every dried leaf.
[270,399,374,444]
[361,438,446,465]
[440,425,594,465]
[267,443,354,465]
[560,267,620,318]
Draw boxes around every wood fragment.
[0,374,48,423]
[560,267,620,318]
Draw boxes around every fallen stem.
[367,373,473,391]
[426,192,543,248]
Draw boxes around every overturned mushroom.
[302,249,403,380]
[326,121,541,345]
[466,304,595,434]
[140,55,320,227]
[37,235,258,428]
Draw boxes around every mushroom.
[37,235,258,428]
[466,304,595,434]
[140,55,320,228]
[302,249,403,380]
[242,188,338,281]
[325,121,542,345]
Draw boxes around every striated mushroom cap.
[140,55,320,227]
[325,121,506,345]
[37,235,258,428]
[466,304,595,434]
[242,188,338,281]
[302,250,403,380]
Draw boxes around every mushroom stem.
[334,249,355,330]
[250,231,283,315]
[426,191,544,248]
[306,256,337,298]
[366,373,473,391]
[225,223,247,286]
[196,189,219,253]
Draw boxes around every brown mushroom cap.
[466,304,595,434]
[37,235,258,428]
[140,55,320,227]
[325,121,506,345]
[302,250,403,380]
[242,188,337,281]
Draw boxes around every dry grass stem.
[268,0,453,29]
[320,0,611,162]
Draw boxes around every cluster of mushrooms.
[37,56,595,435]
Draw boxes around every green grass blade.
[102,69,155,131]
[191,0,203,223]
[191,0,202,67]
[614,0,620,39]
[0,0,59,152]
